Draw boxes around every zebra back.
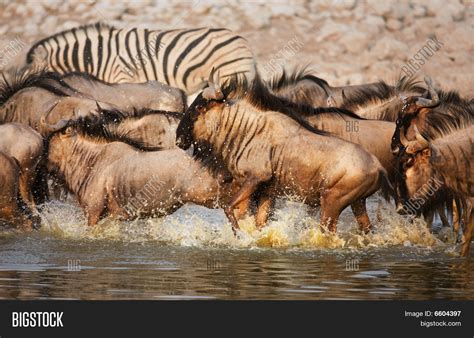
[26,23,256,95]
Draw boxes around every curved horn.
[404,125,430,154]
[413,125,429,148]
[413,76,439,108]
[95,101,103,112]
[203,68,224,101]
[399,126,409,147]
[40,102,69,134]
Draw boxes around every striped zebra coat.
[25,23,256,95]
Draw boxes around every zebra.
[25,23,257,95]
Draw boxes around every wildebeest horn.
[404,125,430,154]
[327,94,336,107]
[40,102,69,134]
[399,126,409,147]
[203,68,224,101]
[413,125,429,147]
[413,76,439,108]
[96,101,103,111]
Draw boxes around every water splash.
[37,197,452,252]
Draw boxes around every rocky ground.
[0,0,472,96]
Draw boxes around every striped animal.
[26,23,256,95]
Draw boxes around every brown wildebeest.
[176,73,389,235]
[31,71,186,113]
[391,77,473,230]
[0,123,44,212]
[0,69,117,135]
[42,114,244,226]
[93,107,181,150]
[0,151,40,231]
[268,67,426,119]
[397,125,473,256]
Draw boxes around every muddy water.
[0,198,472,300]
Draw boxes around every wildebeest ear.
[203,68,224,101]
[429,146,442,165]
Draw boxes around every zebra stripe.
[26,23,256,95]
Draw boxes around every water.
[0,198,472,300]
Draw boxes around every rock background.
[0,0,472,96]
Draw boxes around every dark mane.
[26,22,113,64]
[340,76,426,121]
[222,73,332,136]
[59,113,161,151]
[415,90,473,140]
[0,68,61,106]
[97,106,182,120]
[268,66,329,92]
[341,81,391,108]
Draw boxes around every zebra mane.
[26,22,114,64]
[56,113,161,151]
[222,72,361,128]
[268,66,329,91]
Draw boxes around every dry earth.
[0,0,473,96]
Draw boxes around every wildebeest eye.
[404,157,414,168]
[62,126,74,135]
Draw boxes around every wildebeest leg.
[453,199,461,238]
[320,195,342,233]
[85,204,105,226]
[234,198,251,220]
[225,177,262,235]
[423,209,434,230]
[460,208,473,257]
[19,173,37,212]
[16,191,41,230]
[0,204,34,232]
[255,192,274,229]
[351,198,371,234]
[438,207,450,228]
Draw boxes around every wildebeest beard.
[192,139,232,182]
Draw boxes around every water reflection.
[0,234,472,300]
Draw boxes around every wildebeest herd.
[0,23,472,256]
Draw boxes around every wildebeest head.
[176,70,228,150]
[395,125,440,215]
[391,77,440,155]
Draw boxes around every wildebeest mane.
[341,76,426,121]
[0,67,69,106]
[268,66,329,92]
[406,90,473,140]
[97,106,182,120]
[221,73,332,136]
[192,140,232,180]
[58,113,162,151]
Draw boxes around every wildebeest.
[41,114,244,226]
[0,123,44,211]
[0,151,40,231]
[397,125,473,256]
[293,110,397,199]
[176,73,389,234]
[391,78,473,230]
[33,71,186,113]
[0,69,117,134]
[268,67,425,118]
[391,77,473,155]
[93,107,181,150]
